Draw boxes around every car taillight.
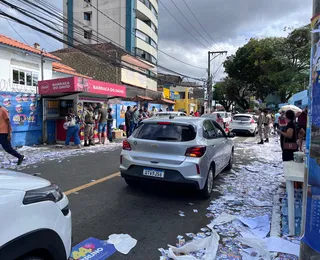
[185,146,206,157]
[122,140,131,150]
[250,119,255,124]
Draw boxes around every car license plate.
[143,168,164,178]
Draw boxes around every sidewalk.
[0,142,122,171]
[159,136,300,259]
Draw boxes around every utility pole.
[207,51,227,113]
[299,0,320,258]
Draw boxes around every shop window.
[26,72,32,86]
[19,71,25,85]
[32,73,38,87]
[84,12,91,21]
[13,69,19,84]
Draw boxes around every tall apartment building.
[63,0,158,67]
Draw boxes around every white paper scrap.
[193,209,198,213]
[207,212,237,229]
[168,230,220,260]
[249,198,272,207]
[239,215,270,238]
[237,237,271,260]
[265,237,300,257]
[107,234,137,255]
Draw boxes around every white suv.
[0,170,72,260]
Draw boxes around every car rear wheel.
[200,167,214,199]
[124,178,139,188]
[225,150,234,171]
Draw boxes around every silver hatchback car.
[120,117,235,198]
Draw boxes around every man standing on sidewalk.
[0,105,24,165]
[83,105,95,146]
[107,108,113,143]
[257,108,265,144]
[125,106,132,137]
[264,109,272,143]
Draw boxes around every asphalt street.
[20,135,261,259]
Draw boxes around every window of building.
[150,22,158,34]
[136,48,157,64]
[150,39,157,49]
[151,5,158,17]
[19,71,25,85]
[32,73,38,86]
[12,69,39,87]
[84,12,91,21]
[136,30,148,42]
[13,69,19,84]
[84,30,92,39]
[26,72,32,86]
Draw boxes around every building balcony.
[136,18,158,43]
[136,0,158,28]
[136,38,157,59]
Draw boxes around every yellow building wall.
[174,99,198,114]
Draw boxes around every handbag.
[284,139,298,150]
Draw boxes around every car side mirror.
[228,132,236,138]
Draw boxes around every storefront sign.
[38,77,126,98]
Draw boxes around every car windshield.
[202,113,225,119]
[133,123,196,142]
[154,113,177,117]
[233,115,251,121]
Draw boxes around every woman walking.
[65,108,81,148]
[276,110,298,161]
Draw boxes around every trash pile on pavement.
[159,138,301,260]
[0,143,122,170]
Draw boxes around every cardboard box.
[112,130,123,139]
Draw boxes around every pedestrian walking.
[83,105,95,146]
[277,110,298,161]
[264,109,272,143]
[274,111,281,132]
[216,113,224,129]
[64,108,81,148]
[257,108,265,144]
[97,104,108,144]
[125,106,132,137]
[107,108,113,142]
[0,105,24,165]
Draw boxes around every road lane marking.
[64,172,121,195]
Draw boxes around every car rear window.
[133,123,196,142]
[233,116,251,121]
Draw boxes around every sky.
[0,0,312,83]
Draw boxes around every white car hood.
[0,169,51,191]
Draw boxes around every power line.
[158,0,208,50]
[55,0,206,70]
[168,0,212,49]
[0,3,206,84]
[182,0,224,50]
[5,17,28,45]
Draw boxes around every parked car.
[201,112,232,128]
[120,117,235,198]
[0,170,72,260]
[153,111,187,117]
[229,113,258,136]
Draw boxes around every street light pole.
[41,48,45,81]
[207,51,227,113]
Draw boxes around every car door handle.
[151,161,159,164]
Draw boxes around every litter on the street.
[107,233,137,255]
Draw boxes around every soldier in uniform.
[257,108,265,145]
[83,104,95,146]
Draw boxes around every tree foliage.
[217,25,311,109]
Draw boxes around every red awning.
[38,76,126,98]
[131,95,153,101]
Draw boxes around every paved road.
[20,136,258,259]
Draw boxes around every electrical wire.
[5,17,28,45]
[168,0,213,50]
[38,0,207,70]
[182,0,225,51]
[0,4,206,85]
[158,0,208,50]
